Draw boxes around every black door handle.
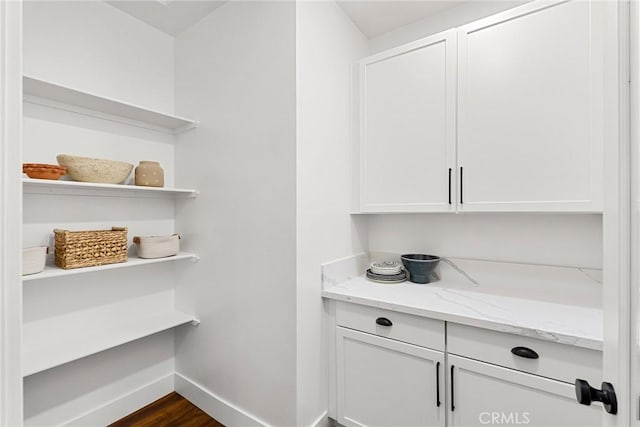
[448,168,452,205]
[375,317,392,327]
[459,167,463,204]
[575,379,617,415]
[451,364,455,412]
[511,346,539,359]
[436,362,441,407]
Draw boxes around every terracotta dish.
[23,163,67,180]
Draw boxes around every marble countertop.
[321,255,603,351]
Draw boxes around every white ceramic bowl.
[370,260,402,276]
[57,154,133,184]
[23,246,48,275]
[133,234,180,259]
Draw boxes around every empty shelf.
[23,311,198,376]
[23,75,197,133]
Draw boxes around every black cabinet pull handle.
[375,317,392,327]
[450,365,455,411]
[436,361,441,407]
[511,346,539,359]
[448,168,452,205]
[459,167,463,204]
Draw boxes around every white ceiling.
[106,1,226,36]
[106,0,469,39]
[337,1,469,38]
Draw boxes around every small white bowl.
[133,234,180,259]
[23,246,48,275]
[370,260,402,276]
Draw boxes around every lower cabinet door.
[448,355,601,427]
[336,327,445,427]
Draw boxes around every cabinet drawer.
[448,354,601,427]
[447,323,602,385]
[335,302,445,350]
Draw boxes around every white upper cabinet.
[355,0,613,214]
[358,30,457,213]
[457,0,605,212]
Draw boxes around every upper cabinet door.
[358,30,457,213]
[457,0,607,212]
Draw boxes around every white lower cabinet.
[336,327,445,427]
[447,355,601,427]
[330,302,604,427]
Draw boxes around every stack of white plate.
[366,260,407,284]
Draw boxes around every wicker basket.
[54,227,128,269]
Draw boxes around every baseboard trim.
[62,373,174,426]
[57,371,328,427]
[310,410,329,427]
[174,372,270,427]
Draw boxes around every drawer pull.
[511,346,539,359]
[375,317,393,327]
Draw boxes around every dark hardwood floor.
[109,392,224,427]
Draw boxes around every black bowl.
[401,254,440,284]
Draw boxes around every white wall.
[369,214,602,269]
[23,0,175,112]
[174,2,298,426]
[296,2,368,425]
[22,2,180,424]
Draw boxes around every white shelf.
[22,178,199,198]
[23,311,198,377]
[23,75,197,134]
[22,252,199,282]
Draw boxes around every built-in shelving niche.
[21,75,201,380]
